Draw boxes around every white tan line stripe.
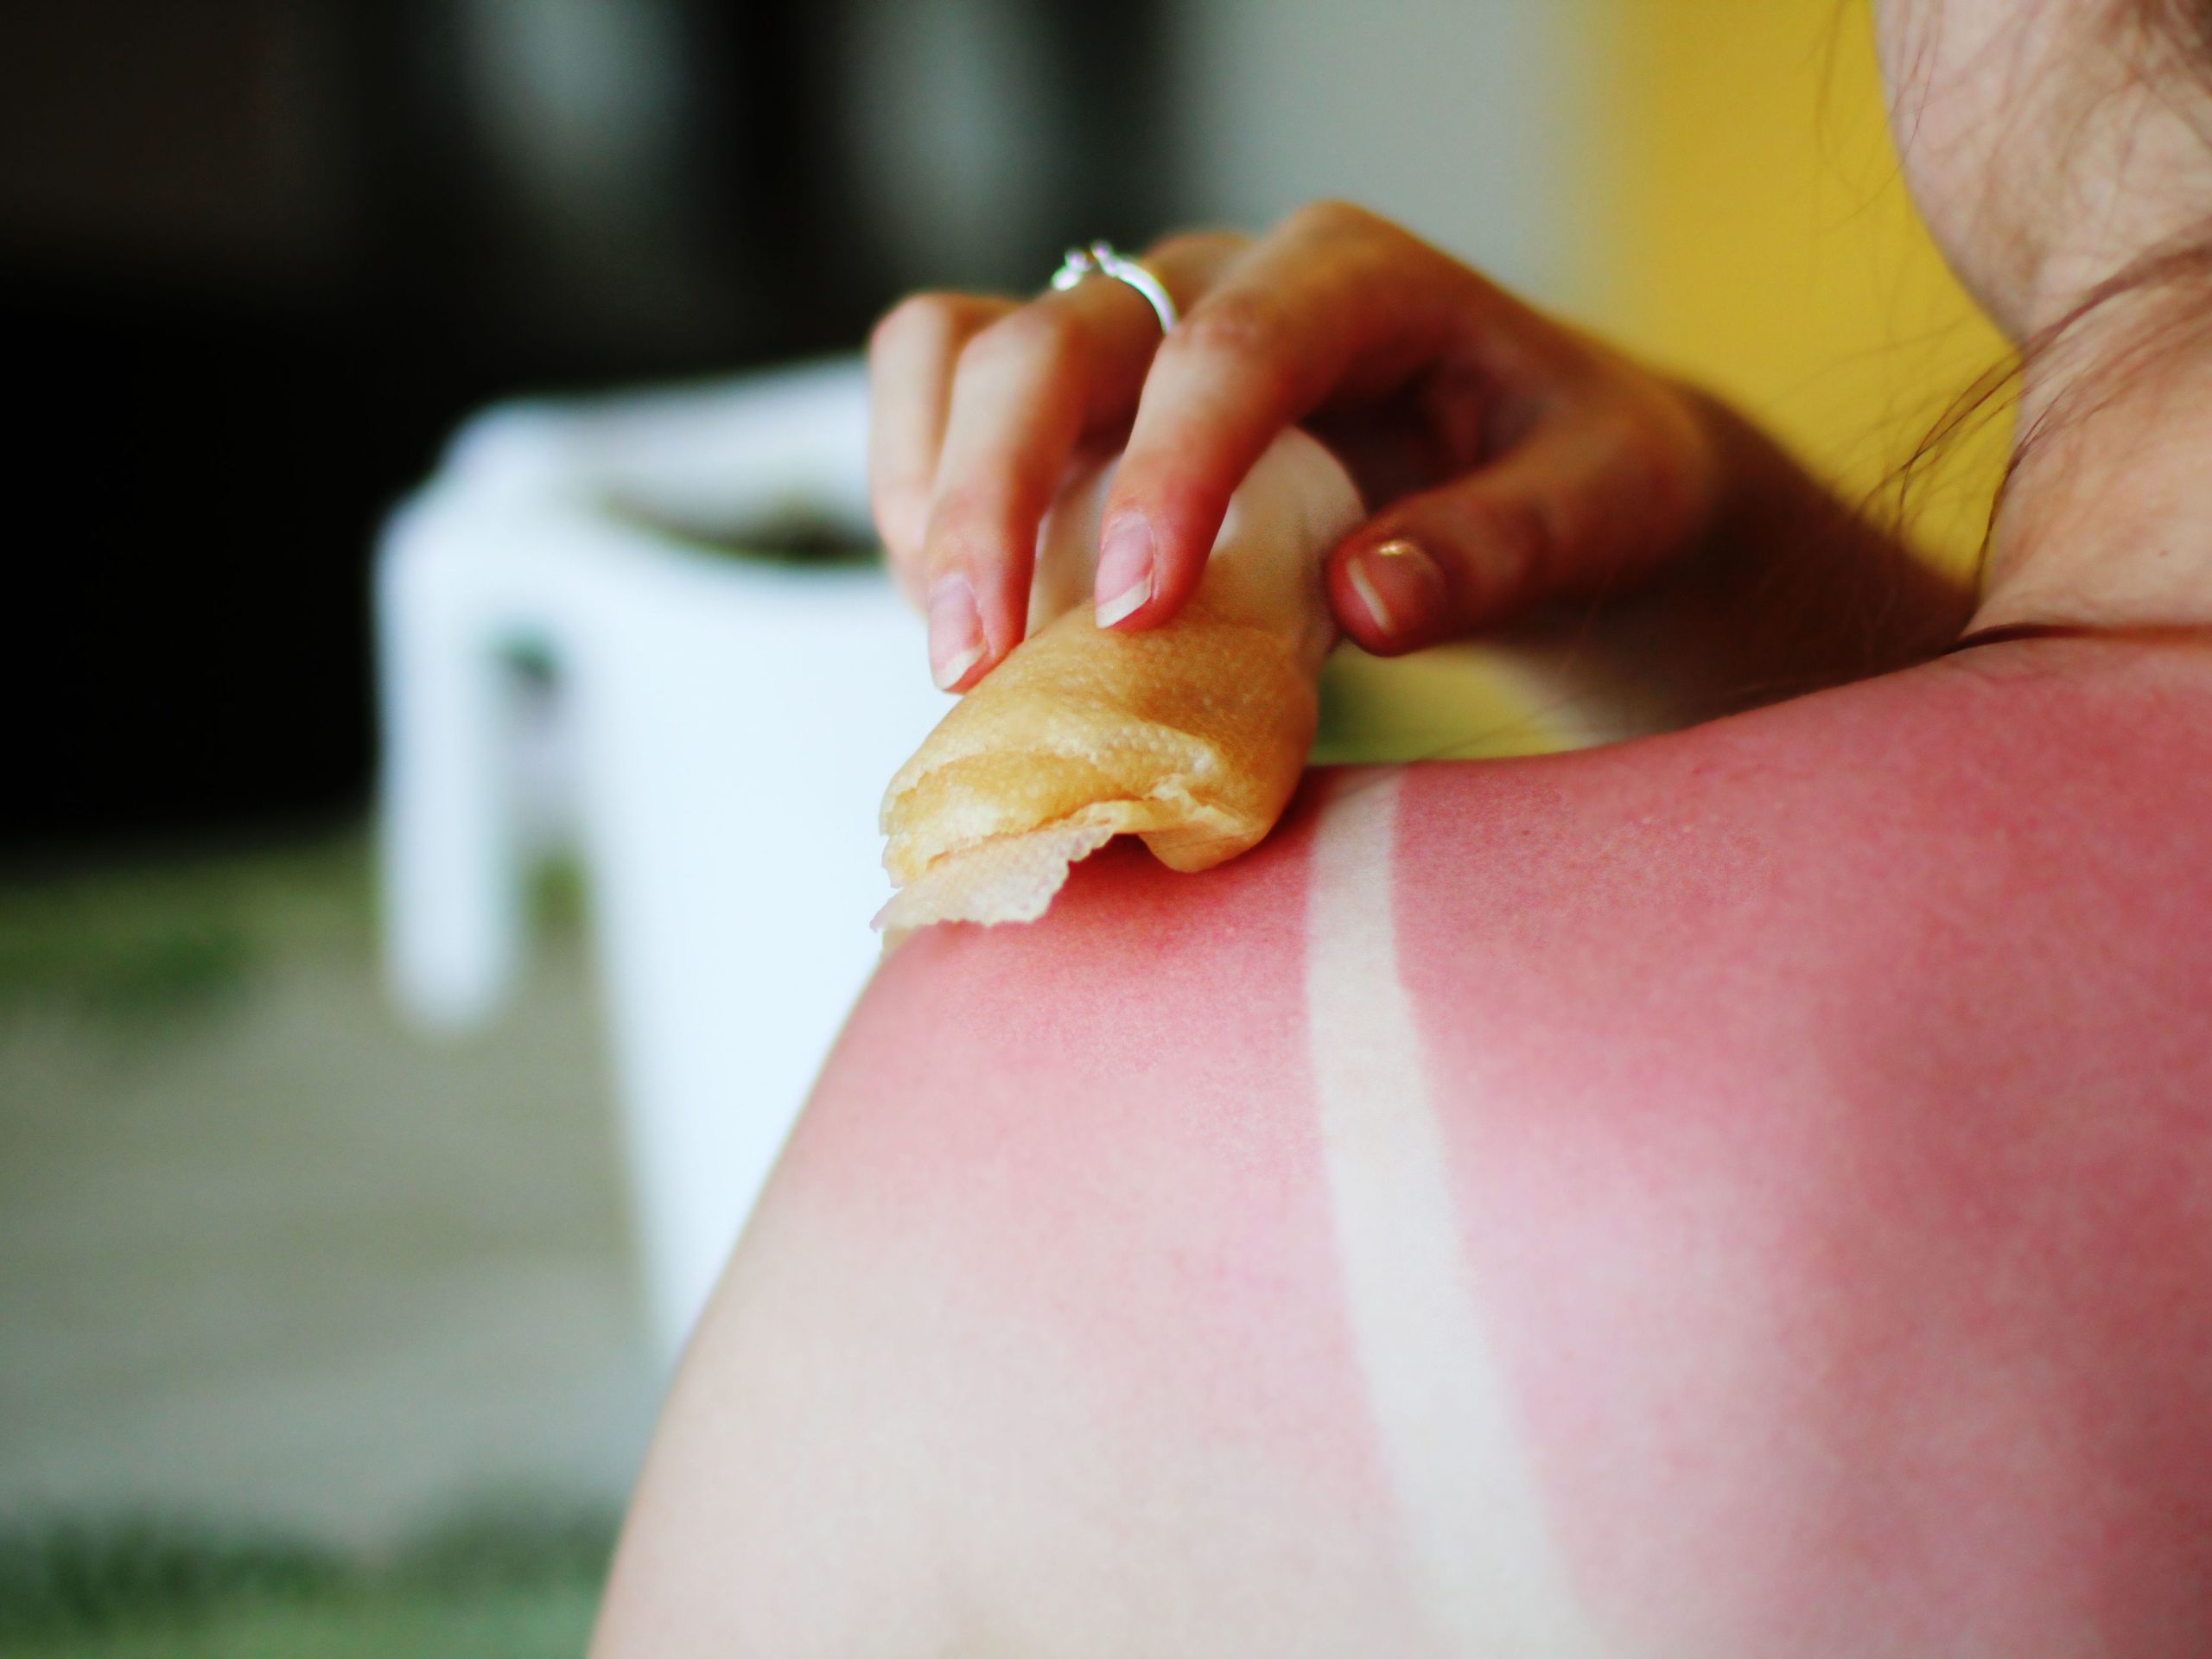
[1305,768,1600,1656]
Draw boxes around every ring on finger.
[1049,241,1179,335]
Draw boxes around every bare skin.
[594,1,2212,1651]
[597,647,2212,1656]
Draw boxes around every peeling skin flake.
[876,432,1363,938]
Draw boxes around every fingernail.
[1094,522,1154,629]
[1345,538,1446,639]
[928,575,987,690]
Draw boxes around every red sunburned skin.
[783,810,1370,1474]
[597,636,2212,1659]
[756,809,1425,1654]
[1387,650,2212,1653]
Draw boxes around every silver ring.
[1049,241,1179,334]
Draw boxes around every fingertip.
[1096,428,1241,613]
[918,496,1041,684]
[1092,519,1156,629]
[1328,537,1452,653]
[924,555,1031,691]
[1325,561,1399,655]
[925,571,989,691]
[1092,491,1228,632]
[1092,521,1223,632]
[1140,521,1218,626]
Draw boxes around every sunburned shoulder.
[851,632,2212,1091]
[593,638,2212,1659]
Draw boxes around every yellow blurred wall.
[1582,0,2012,570]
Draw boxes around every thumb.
[1323,413,1709,656]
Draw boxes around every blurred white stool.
[377,359,946,1359]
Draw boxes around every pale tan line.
[1304,767,1601,1656]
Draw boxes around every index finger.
[1092,204,1475,628]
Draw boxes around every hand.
[868,201,1727,692]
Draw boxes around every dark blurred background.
[4,0,1184,856]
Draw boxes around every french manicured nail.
[1093,522,1154,628]
[1345,538,1446,639]
[928,575,986,690]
